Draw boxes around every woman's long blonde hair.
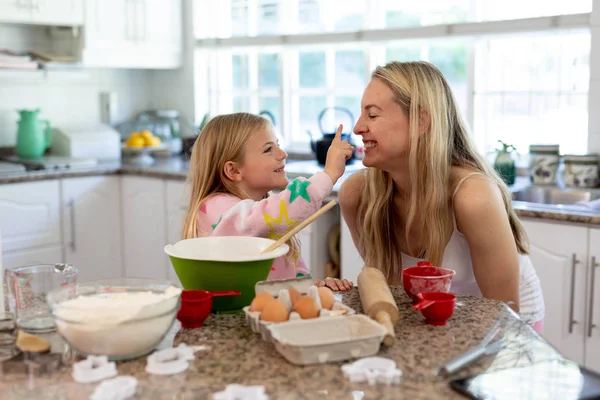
[357,61,528,284]
[182,112,300,258]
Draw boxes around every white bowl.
[164,236,289,261]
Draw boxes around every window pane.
[298,96,327,142]
[233,96,250,112]
[384,0,470,28]
[331,0,368,32]
[257,0,280,35]
[231,0,249,37]
[386,44,421,63]
[259,97,281,128]
[298,0,324,34]
[299,52,326,88]
[232,54,249,89]
[334,97,361,127]
[474,0,591,22]
[259,53,280,89]
[428,43,467,85]
[334,51,366,90]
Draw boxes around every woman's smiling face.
[353,78,411,171]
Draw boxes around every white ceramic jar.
[563,154,600,188]
[529,144,560,185]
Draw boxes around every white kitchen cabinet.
[585,228,600,373]
[522,219,588,365]
[61,176,122,282]
[340,217,364,284]
[298,203,339,280]
[81,0,182,69]
[0,0,83,26]
[3,245,63,269]
[0,180,61,252]
[165,180,188,285]
[0,0,32,24]
[121,176,168,280]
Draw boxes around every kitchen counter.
[1,287,566,399]
[1,155,600,225]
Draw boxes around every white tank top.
[401,173,545,324]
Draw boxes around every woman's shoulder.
[338,170,367,209]
[450,167,504,217]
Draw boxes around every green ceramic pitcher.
[15,109,52,159]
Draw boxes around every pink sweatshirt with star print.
[195,171,334,280]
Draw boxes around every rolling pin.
[358,267,399,347]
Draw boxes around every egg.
[260,299,289,322]
[250,293,275,312]
[288,288,302,306]
[292,296,320,319]
[317,286,336,310]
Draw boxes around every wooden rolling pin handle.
[375,310,396,347]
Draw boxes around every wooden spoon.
[261,200,337,254]
[16,330,51,353]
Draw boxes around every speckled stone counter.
[2,156,600,224]
[0,287,564,399]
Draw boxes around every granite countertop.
[2,155,600,224]
[1,287,565,399]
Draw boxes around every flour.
[54,286,182,359]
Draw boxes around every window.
[194,0,592,155]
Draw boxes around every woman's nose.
[354,116,366,136]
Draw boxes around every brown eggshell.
[260,299,289,322]
[288,288,302,306]
[250,293,275,312]
[292,296,320,319]
[317,286,336,310]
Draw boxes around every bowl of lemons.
[122,130,166,165]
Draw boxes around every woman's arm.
[453,176,520,312]
[338,171,366,260]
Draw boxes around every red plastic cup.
[177,290,241,328]
[412,292,456,326]
[402,261,456,304]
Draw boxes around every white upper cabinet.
[81,0,182,69]
[0,0,83,26]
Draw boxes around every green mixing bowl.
[164,237,289,313]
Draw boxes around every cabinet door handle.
[588,256,599,337]
[68,199,76,252]
[569,253,579,333]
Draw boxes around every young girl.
[340,61,545,332]
[182,112,354,291]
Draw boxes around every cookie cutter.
[72,355,118,384]
[145,343,197,375]
[213,384,269,400]
[341,357,403,385]
[90,376,137,400]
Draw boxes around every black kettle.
[306,106,356,166]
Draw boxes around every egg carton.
[268,315,387,365]
[243,283,355,342]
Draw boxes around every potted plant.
[494,140,517,186]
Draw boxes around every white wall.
[147,0,198,138]
[0,24,151,147]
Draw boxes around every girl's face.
[354,78,411,171]
[235,125,288,200]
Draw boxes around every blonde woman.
[182,112,353,291]
[339,61,545,331]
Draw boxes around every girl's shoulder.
[201,193,243,212]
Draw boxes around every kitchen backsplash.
[0,24,152,147]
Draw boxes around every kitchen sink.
[512,186,600,205]
[511,185,600,214]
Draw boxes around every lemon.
[141,130,154,139]
[125,136,145,148]
[147,136,162,147]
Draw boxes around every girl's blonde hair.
[182,112,300,259]
[357,61,528,284]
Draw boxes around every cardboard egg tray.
[243,277,356,342]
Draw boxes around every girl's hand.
[323,124,355,183]
[314,277,353,291]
